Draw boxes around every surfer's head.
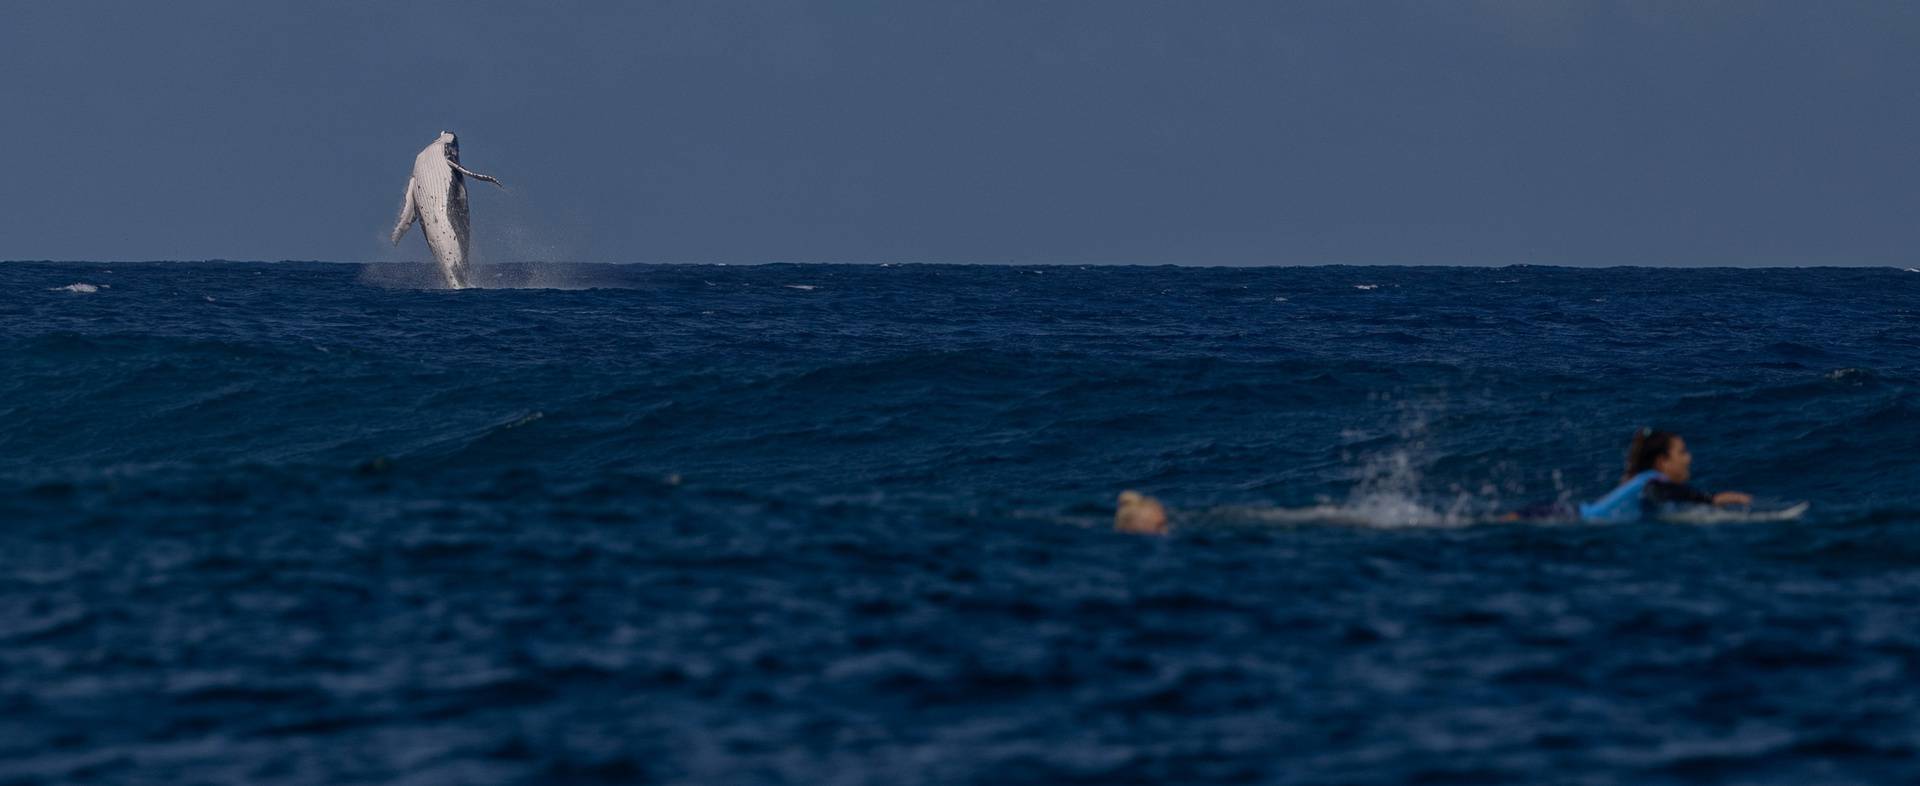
[1115,490,1169,535]
[1625,428,1691,483]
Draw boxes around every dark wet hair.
[1624,428,1680,481]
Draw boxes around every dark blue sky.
[4,1,1916,265]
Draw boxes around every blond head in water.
[1115,490,1169,535]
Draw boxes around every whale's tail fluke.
[390,176,418,245]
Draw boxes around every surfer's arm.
[1646,480,1714,505]
[390,178,417,244]
[1649,480,1749,507]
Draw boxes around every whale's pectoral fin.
[448,161,508,191]
[390,177,418,245]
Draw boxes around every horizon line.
[5,259,1917,271]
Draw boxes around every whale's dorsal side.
[390,176,418,245]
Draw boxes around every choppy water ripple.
[3,261,1919,784]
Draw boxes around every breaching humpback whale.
[390,131,505,289]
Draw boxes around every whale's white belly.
[409,144,471,289]
[391,132,503,290]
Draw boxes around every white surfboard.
[1658,502,1810,524]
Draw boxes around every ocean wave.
[4,261,1920,783]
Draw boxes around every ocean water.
[3,260,1919,784]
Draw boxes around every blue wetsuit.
[1514,471,1718,523]
[1577,470,1665,522]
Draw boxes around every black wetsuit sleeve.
[1644,480,1714,505]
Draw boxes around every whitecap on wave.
[1196,497,1478,529]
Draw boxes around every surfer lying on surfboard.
[1111,428,1774,533]
[1510,428,1753,522]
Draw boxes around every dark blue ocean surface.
[3,261,1919,784]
